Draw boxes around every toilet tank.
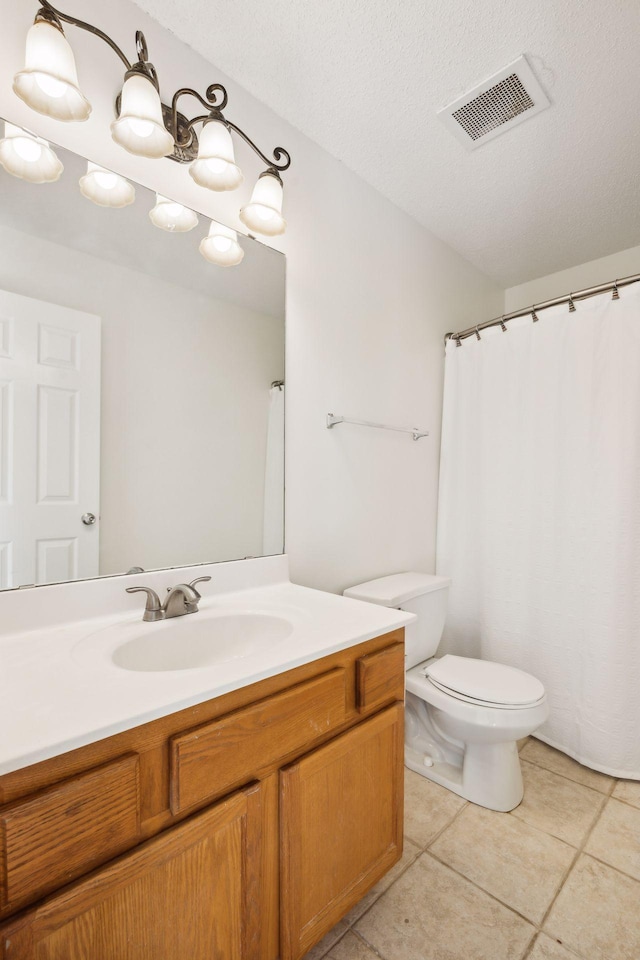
[344,573,451,669]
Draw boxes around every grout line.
[348,928,390,960]
[607,793,640,811]
[423,847,540,928]
[423,798,469,849]
[521,932,587,960]
[579,849,640,888]
[519,753,615,797]
[345,840,423,928]
[536,785,610,940]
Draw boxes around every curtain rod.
[445,271,640,345]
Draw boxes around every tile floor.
[304,738,640,960]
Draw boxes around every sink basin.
[74,612,294,673]
[112,613,293,672]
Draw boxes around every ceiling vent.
[437,55,550,149]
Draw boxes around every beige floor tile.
[430,804,574,924]
[613,778,640,809]
[528,933,583,960]
[585,797,640,881]
[355,853,534,960]
[510,760,605,846]
[520,739,615,793]
[403,767,466,848]
[303,922,349,960]
[344,840,421,924]
[518,737,530,752]
[545,854,640,960]
[327,932,379,960]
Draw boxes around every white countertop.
[0,557,413,775]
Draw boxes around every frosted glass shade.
[149,194,198,232]
[0,122,63,183]
[189,120,243,191]
[199,221,244,267]
[13,20,91,122]
[111,73,173,159]
[239,172,286,236]
[79,162,135,207]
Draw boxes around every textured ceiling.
[135,0,640,286]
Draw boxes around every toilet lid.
[424,655,545,706]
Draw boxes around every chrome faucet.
[126,576,212,622]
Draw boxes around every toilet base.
[405,739,524,812]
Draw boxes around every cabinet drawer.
[0,754,140,913]
[356,642,405,712]
[170,668,347,813]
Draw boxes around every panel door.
[280,704,404,960]
[0,289,100,587]
[0,782,262,960]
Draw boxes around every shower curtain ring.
[475,325,482,340]
[568,294,577,313]
[455,335,462,348]
[612,281,620,300]
[500,316,508,332]
[531,305,539,323]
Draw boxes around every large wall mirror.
[0,123,285,590]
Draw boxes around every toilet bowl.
[344,573,548,812]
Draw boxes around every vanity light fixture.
[0,121,63,182]
[189,118,243,192]
[199,221,244,267]
[240,169,286,236]
[12,9,90,122]
[149,194,198,232]
[13,1,291,235]
[79,161,135,207]
[111,47,174,159]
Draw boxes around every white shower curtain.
[262,384,285,556]
[437,282,640,778]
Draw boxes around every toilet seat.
[423,655,545,709]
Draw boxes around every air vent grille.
[437,56,550,150]
[451,73,535,141]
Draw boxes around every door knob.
[81,512,97,525]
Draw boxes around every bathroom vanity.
[0,560,411,960]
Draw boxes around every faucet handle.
[187,576,211,598]
[126,586,164,622]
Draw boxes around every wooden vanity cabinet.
[281,704,404,959]
[0,628,405,960]
[0,783,262,960]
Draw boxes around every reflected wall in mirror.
[0,122,285,590]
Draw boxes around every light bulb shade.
[149,194,198,232]
[111,73,174,159]
[199,221,244,267]
[189,120,243,191]
[0,122,63,183]
[12,20,91,122]
[79,162,135,207]
[239,172,286,236]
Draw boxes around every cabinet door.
[280,704,404,960]
[1,782,262,960]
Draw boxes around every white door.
[0,289,101,588]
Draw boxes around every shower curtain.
[436,283,640,778]
[262,384,285,556]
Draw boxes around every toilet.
[344,573,548,812]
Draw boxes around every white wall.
[505,243,640,313]
[0,224,283,575]
[0,0,503,594]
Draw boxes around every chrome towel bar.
[326,413,428,441]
